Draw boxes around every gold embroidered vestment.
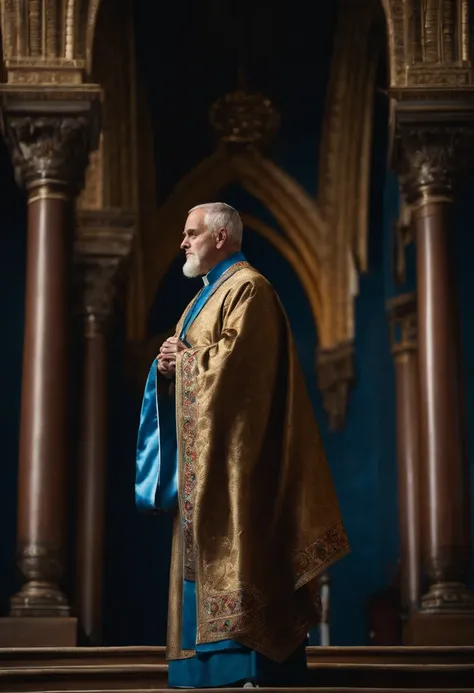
[166,264,349,662]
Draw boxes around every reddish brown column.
[0,98,100,628]
[395,111,474,638]
[387,293,421,620]
[75,209,134,644]
[76,315,108,643]
[412,198,471,608]
[12,187,74,616]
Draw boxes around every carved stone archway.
[318,0,385,351]
[145,146,325,344]
[142,211,319,366]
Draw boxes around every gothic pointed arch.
[240,212,318,320]
[317,0,385,349]
[142,146,325,344]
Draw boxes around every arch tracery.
[146,146,325,345]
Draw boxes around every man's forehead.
[184,208,206,230]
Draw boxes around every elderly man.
[136,202,348,688]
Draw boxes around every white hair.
[188,202,243,246]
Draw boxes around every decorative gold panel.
[76,0,138,329]
[0,0,102,83]
[318,0,383,349]
[78,0,136,210]
[381,0,472,88]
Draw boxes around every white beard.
[182,254,202,278]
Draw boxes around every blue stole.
[135,251,245,512]
[135,251,306,687]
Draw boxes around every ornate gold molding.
[0,0,102,83]
[318,0,383,352]
[74,0,140,335]
[78,0,136,210]
[382,0,472,89]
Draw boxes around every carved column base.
[10,584,70,618]
[421,581,474,614]
[9,546,70,618]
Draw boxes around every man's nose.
[180,237,188,250]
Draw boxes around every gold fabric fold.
[167,265,349,663]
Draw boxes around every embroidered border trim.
[180,351,199,580]
[178,261,251,581]
[179,262,250,342]
[293,521,349,589]
[199,586,267,640]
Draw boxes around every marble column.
[1,94,100,619]
[74,209,134,644]
[387,293,421,619]
[395,109,474,621]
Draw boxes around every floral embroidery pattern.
[180,351,199,580]
[178,262,250,582]
[203,587,261,619]
[201,587,265,637]
[293,521,349,588]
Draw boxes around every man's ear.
[215,227,227,249]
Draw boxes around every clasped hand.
[157,336,186,379]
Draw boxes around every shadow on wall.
[0,139,27,612]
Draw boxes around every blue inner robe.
[135,252,307,687]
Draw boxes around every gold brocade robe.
[167,262,349,663]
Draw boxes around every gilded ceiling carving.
[381,0,472,89]
[78,0,136,210]
[74,0,136,333]
[0,0,102,83]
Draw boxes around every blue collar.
[202,251,246,286]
